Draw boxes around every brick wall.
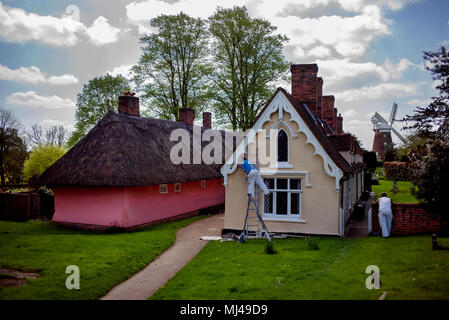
[371,202,448,236]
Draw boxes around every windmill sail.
[389,103,398,126]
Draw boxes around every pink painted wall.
[53,178,225,228]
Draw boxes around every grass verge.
[151,236,449,300]
[372,179,418,203]
[0,215,205,299]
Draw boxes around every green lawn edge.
[150,236,449,300]
[0,214,207,300]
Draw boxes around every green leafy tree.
[1,107,28,186]
[67,74,130,148]
[209,6,290,130]
[404,46,449,209]
[23,144,66,184]
[132,12,212,120]
[403,46,449,136]
[409,124,449,208]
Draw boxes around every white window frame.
[270,128,293,169]
[159,184,168,194]
[201,180,206,188]
[174,183,181,193]
[262,177,304,222]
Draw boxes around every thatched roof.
[38,112,240,187]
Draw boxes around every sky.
[0,0,448,150]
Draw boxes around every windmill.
[371,103,406,158]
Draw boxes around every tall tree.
[0,107,27,185]
[403,46,449,136]
[67,74,130,148]
[209,6,290,131]
[404,46,449,209]
[132,12,212,120]
[27,123,69,147]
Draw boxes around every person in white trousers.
[240,155,269,198]
[377,192,393,237]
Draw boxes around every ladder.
[241,187,271,242]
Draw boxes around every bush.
[390,181,400,194]
[264,240,277,254]
[383,162,410,181]
[23,144,66,183]
[307,237,320,250]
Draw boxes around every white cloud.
[276,5,390,59]
[383,58,416,79]
[86,16,121,45]
[335,82,418,102]
[40,119,75,132]
[0,3,121,47]
[0,64,78,85]
[313,58,418,92]
[307,46,332,58]
[406,98,432,106]
[342,109,358,119]
[106,64,133,79]
[6,91,76,109]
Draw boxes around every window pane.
[264,192,273,214]
[277,130,288,162]
[290,179,301,190]
[264,178,274,189]
[276,192,287,215]
[291,193,300,214]
[277,179,287,189]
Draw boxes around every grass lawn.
[0,215,205,300]
[151,236,449,300]
[372,179,418,203]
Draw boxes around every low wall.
[371,202,448,236]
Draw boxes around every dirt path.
[101,213,224,300]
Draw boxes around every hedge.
[383,161,410,181]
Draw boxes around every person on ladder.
[238,153,272,243]
[240,154,270,199]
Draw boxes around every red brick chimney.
[336,113,343,134]
[291,64,318,115]
[179,108,195,126]
[203,112,212,129]
[322,95,335,131]
[118,92,140,116]
[333,108,338,131]
[316,77,323,120]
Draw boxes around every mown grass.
[151,236,449,300]
[372,179,418,203]
[0,215,205,300]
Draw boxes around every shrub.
[307,237,320,250]
[383,162,410,181]
[390,180,400,194]
[264,240,277,254]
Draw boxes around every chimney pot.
[336,114,343,134]
[118,95,140,117]
[179,108,195,126]
[203,112,212,129]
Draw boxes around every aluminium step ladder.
[241,187,271,242]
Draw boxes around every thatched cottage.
[38,94,238,229]
[221,64,365,236]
